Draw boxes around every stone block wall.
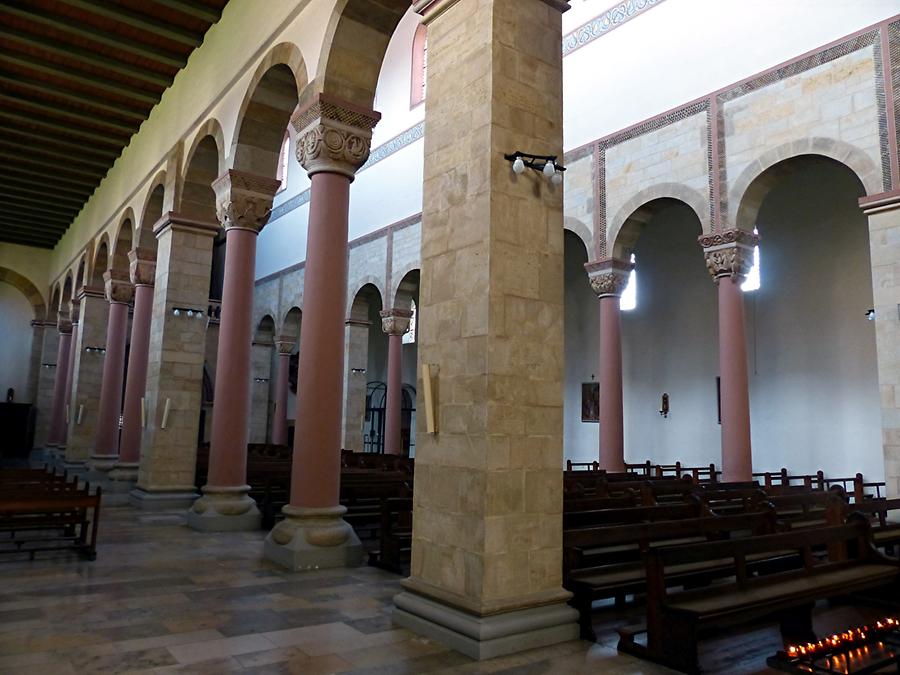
[66,293,109,463]
[33,326,59,449]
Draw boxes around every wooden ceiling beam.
[0,195,79,218]
[56,0,201,48]
[0,140,112,171]
[1,92,136,135]
[0,152,108,180]
[4,176,92,201]
[0,111,128,146]
[0,3,188,68]
[0,215,69,232]
[150,0,221,23]
[0,73,149,121]
[0,126,121,159]
[0,27,170,88]
[3,165,100,190]
[3,53,160,105]
[0,232,58,249]
[1,184,87,206]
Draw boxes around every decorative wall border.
[887,19,899,188]
[563,0,666,57]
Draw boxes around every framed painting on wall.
[582,382,599,423]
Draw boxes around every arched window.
[741,227,761,292]
[410,24,427,108]
[402,300,417,345]
[276,131,289,193]
[620,254,637,311]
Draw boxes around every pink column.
[265,95,379,570]
[92,274,133,468]
[717,276,753,482]
[380,309,412,456]
[115,282,154,476]
[272,338,295,446]
[47,319,73,446]
[188,170,279,531]
[62,320,78,447]
[700,230,757,482]
[291,171,351,508]
[599,296,624,471]
[586,259,632,472]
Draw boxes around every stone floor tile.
[166,633,277,665]
[339,636,451,668]
[112,628,225,654]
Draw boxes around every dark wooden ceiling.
[0,0,229,249]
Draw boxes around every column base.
[392,591,579,661]
[186,485,261,532]
[129,487,199,511]
[108,462,139,485]
[88,454,118,472]
[263,504,364,571]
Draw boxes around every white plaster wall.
[0,245,50,312]
[563,0,899,150]
[0,284,36,399]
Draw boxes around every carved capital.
[128,247,157,286]
[380,308,413,336]
[212,169,280,234]
[291,94,381,179]
[57,314,73,335]
[103,270,134,304]
[67,298,80,323]
[699,229,758,281]
[75,285,105,303]
[274,336,296,355]
[584,258,633,298]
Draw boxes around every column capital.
[291,94,381,180]
[274,336,296,355]
[380,308,413,336]
[57,314,73,335]
[414,0,569,23]
[75,284,105,303]
[699,228,758,281]
[153,211,221,239]
[211,169,281,234]
[584,258,632,298]
[128,247,157,286]
[103,269,134,305]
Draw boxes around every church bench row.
[0,468,101,561]
[367,496,414,574]
[622,516,900,674]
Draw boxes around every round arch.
[312,0,411,108]
[390,268,420,311]
[564,217,593,257]
[280,306,302,341]
[609,183,710,260]
[91,235,110,286]
[732,146,875,231]
[180,119,227,222]
[0,267,46,320]
[230,43,307,178]
[111,210,135,274]
[137,172,167,250]
[346,276,386,320]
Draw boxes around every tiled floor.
[0,504,676,674]
[1,502,893,674]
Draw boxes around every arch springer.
[584,258,632,298]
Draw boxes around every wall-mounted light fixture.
[659,392,669,419]
[172,306,206,319]
[253,378,270,383]
[41,363,56,369]
[504,151,566,185]
[351,368,367,374]
[84,346,106,354]
[866,309,876,321]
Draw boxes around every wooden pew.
[564,507,779,641]
[368,497,413,573]
[628,516,899,674]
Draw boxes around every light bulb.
[173,309,180,316]
[186,310,194,317]
[551,171,563,185]
[543,161,555,178]
[512,157,525,174]
[197,311,204,319]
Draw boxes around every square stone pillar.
[394,0,577,660]
[863,191,900,497]
[65,286,109,466]
[130,213,218,510]
[342,319,371,452]
[32,321,58,449]
[249,340,273,443]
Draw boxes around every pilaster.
[32,320,59,449]
[342,319,371,453]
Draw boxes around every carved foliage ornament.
[57,314,73,334]
[291,96,381,179]
[274,338,296,355]
[212,170,281,234]
[380,308,413,336]
[584,259,633,298]
[699,229,758,281]
[128,248,157,286]
[103,270,134,304]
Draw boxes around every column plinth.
[187,170,279,532]
[264,95,379,570]
[380,309,412,456]
[111,249,156,483]
[700,228,757,482]
[90,273,134,473]
[272,337,295,446]
[585,259,632,472]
